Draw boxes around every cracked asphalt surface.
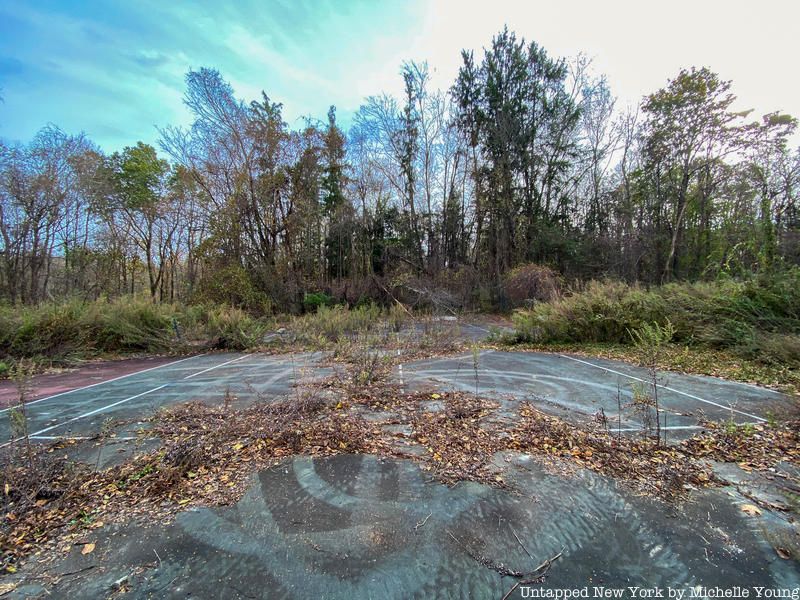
[2,332,798,598]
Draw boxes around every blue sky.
[1,0,799,152]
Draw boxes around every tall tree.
[104,142,176,300]
[642,67,741,281]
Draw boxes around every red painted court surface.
[0,352,330,445]
[0,356,181,408]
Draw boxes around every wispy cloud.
[0,0,797,151]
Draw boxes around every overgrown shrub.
[502,263,562,308]
[6,301,86,357]
[302,292,333,313]
[205,306,268,350]
[291,304,384,344]
[512,270,800,367]
[0,297,270,367]
[513,280,667,344]
[192,266,273,314]
[82,298,175,353]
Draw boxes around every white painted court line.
[559,354,766,422]
[29,435,92,440]
[1,353,266,448]
[1,384,168,448]
[613,425,707,432]
[29,435,137,441]
[0,353,204,414]
[182,353,254,380]
[465,324,492,334]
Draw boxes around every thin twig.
[414,511,432,531]
[531,548,563,574]
[447,530,525,578]
[510,526,532,560]
[57,565,96,578]
[500,549,564,600]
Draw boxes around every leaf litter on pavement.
[1,362,798,574]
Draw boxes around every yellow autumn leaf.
[231,442,244,452]
[430,393,441,399]
[740,504,762,516]
[81,543,95,555]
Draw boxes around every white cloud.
[2,0,798,150]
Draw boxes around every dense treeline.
[1,28,798,312]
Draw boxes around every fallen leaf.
[81,543,95,555]
[776,547,791,560]
[740,504,762,516]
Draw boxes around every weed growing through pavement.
[95,417,116,472]
[8,359,34,469]
[471,344,480,396]
[628,320,675,446]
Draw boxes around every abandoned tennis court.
[1,347,798,598]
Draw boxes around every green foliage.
[723,420,756,437]
[512,280,668,344]
[204,306,268,351]
[107,142,169,211]
[193,266,273,315]
[302,292,334,313]
[386,302,409,333]
[628,321,675,366]
[82,298,175,353]
[453,27,580,278]
[0,297,269,367]
[8,407,27,439]
[291,304,383,344]
[3,37,800,314]
[6,301,86,357]
[512,271,800,367]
